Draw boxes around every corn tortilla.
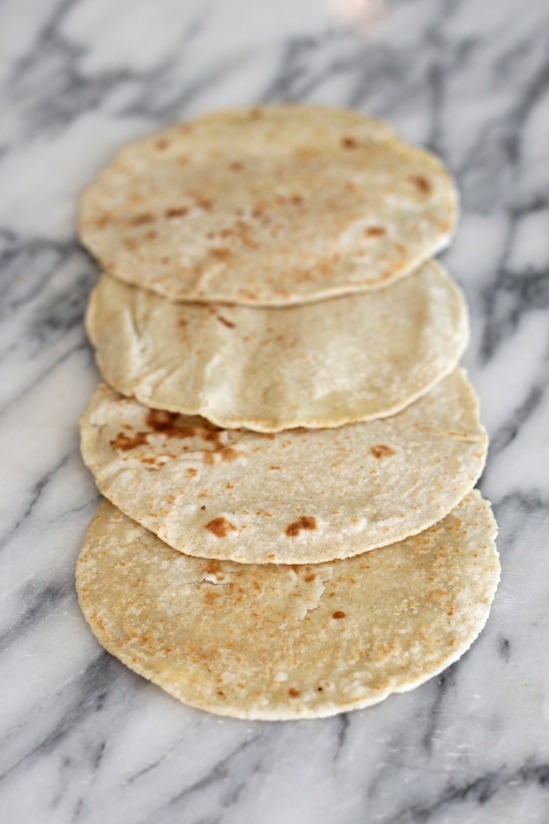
[86,261,468,433]
[80,370,487,564]
[79,105,458,306]
[76,492,499,720]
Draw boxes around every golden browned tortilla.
[79,105,458,306]
[76,492,499,720]
[80,370,487,564]
[86,260,468,432]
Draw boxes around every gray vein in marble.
[393,761,549,823]
[7,0,245,135]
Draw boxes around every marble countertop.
[1,0,549,821]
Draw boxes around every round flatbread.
[86,261,468,433]
[76,493,499,720]
[80,370,487,564]
[78,105,458,306]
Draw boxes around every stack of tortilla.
[76,106,499,720]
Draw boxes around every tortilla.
[78,105,458,306]
[80,370,487,564]
[76,492,499,720]
[86,260,468,433]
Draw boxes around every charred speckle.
[370,444,395,459]
[110,431,148,451]
[409,175,432,194]
[285,516,317,537]
[165,207,188,218]
[205,517,237,538]
[131,214,155,225]
[216,315,235,329]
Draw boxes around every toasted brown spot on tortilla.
[285,515,317,537]
[409,175,432,194]
[110,431,149,451]
[205,559,221,574]
[203,426,224,443]
[365,226,386,237]
[288,688,300,697]
[332,611,346,619]
[155,139,169,150]
[145,409,198,440]
[94,214,112,229]
[341,136,357,149]
[216,314,235,329]
[370,444,396,459]
[211,247,231,260]
[145,409,179,430]
[205,517,237,538]
[165,207,188,219]
[218,446,240,462]
[123,238,137,251]
[145,230,158,240]
[195,196,214,211]
[229,161,243,171]
[131,213,155,226]
[186,468,198,477]
[304,573,316,582]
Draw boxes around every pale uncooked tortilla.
[76,492,499,720]
[80,370,487,564]
[79,105,458,306]
[86,260,468,433]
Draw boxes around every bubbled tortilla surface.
[86,260,468,433]
[76,492,499,720]
[80,370,487,564]
[79,105,458,306]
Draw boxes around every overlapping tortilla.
[80,370,487,564]
[79,106,457,306]
[86,261,468,433]
[76,492,499,720]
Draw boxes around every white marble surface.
[1,0,549,821]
